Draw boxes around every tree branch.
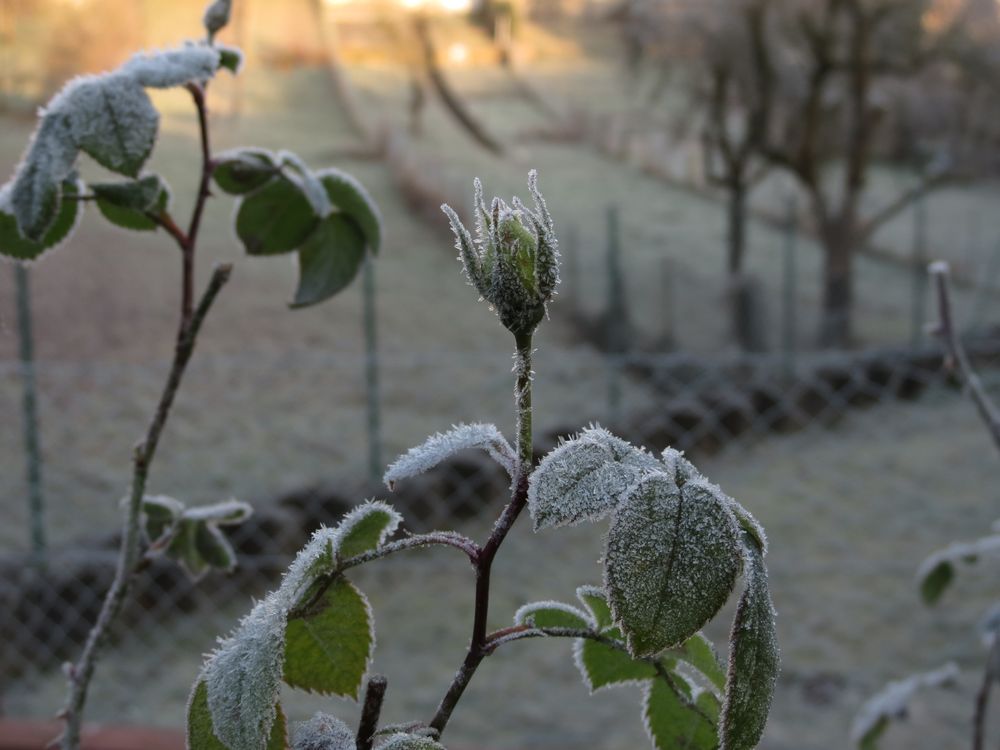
[929,262,1000,453]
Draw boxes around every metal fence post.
[781,194,798,379]
[16,264,46,567]
[363,254,382,484]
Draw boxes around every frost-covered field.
[8,385,1000,749]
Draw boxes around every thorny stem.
[59,85,221,750]
[972,635,1000,750]
[483,626,715,726]
[356,675,389,750]
[428,333,534,737]
[930,263,1000,452]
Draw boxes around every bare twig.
[929,262,1000,452]
[357,675,389,750]
[58,81,222,750]
[973,635,1000,750]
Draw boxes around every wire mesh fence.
[1,344,998,748]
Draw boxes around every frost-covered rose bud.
[442,170,559,338]
[203,0,232,39]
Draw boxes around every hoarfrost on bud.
[203,0,233,39]
[384,423,516,488]
[442,170,559,337]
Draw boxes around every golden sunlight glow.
[447,42,469,64]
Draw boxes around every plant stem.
[930,263,1000,452]
[59,84,220,750]
[428,333,534,737]
[356,675,388,750]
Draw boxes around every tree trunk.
[727,180,763,351]
[818,223,854,348]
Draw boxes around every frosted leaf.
[577,585,614,629]
[528,427,661,530]
[605,476,742,657]
[659,448,703,487]
[281,151,333,219]
[572,636,657,692]
[384,423,515,489]
[642,676,717,750]
[214,148,278,195]
[121,45,221,88]
[850,663,958,750]
[513,601,592,630]
[666,633,725,694]
[917,534,1000,605]
[726,499,767,555]
[317,167,383,254]
[719,539,779,750]
[333,500,402,560]
[290,713,355,750]
[202,595,289,750]
[379,733,447,750]
[187,681,287,750]
[182,499,253,525]
[0,176,84,261]
[217,45,244,74]
[61,74,159,177]
[442,203,487,296]
[7,113,78,239]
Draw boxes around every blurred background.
[2,0,1000,747]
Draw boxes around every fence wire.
[1,345,998,749]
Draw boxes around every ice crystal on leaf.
[121,46,221,89]
[917,533,1000,605]
[332,500,402,560]
[850,663,958,750]
[379,733,447,750]
[384,423,515,489]
[290,713,355,750]
[528,426,660,530]
[513,601,592,630]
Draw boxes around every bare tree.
[748,0,983,347]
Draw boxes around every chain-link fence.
[2,344,999,749]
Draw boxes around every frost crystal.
[281,151,333,219]
[528,427,660,530]
[513,600,593,630]
[332,500,402,560]
[291,713,355,750]
[384,423,515,488]
[850,663,958,748]
[379,733,447,750]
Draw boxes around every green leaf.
[214,149,278,195]
[284,578,373,698]
[528,427,662,531]
[236,176,318,255]
[318,168,382,253]
[93,174,168,232]
[218,46,244,74]
[188,681,229,750]
[916,535,1000,605]
[194,523,237,572]
[667,633,725,693]
[183,499,253,525]
[140,494,184,544]
[514,601,592,630]
[577,585,614,629]
[291,214,366,308]
[606,477,742,657]
[719,539,779,750]
[574,637,657,692]
[643,677,717,750]
[72,78,158,177]
[7,114,77,240]
[0,177,82,260]
[379,733,446,750]
[334,501,402,560]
